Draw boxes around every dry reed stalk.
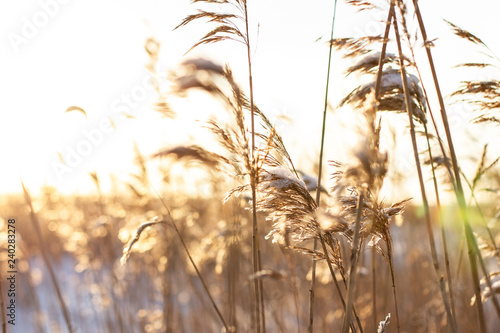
[309,1,339,332]
[341,192,364,333]
[423,123,458,323]
[393,2,459,329]
[339,3,404,331]
[225,200,241,333]
[331,171,407,333]
[333,164,408,333]
[411,1,487,331]
[339,6,413,333]
[342,3,466,325]
[374,7,394,96]
[457,158,500,320]
[389,5,441,331]
[242,0,266,326]
[450,25,500,313]
[175,3,264,327]
[333,79,407,332]
[371,7,393,329]
[21,181,74,333]
[461,161,499,257]
[422,82,464,330]
[371,246,377,329]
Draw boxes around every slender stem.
[153,187,230,332]
[342,193,364,333]
[419,57,461,329]
[374,3,394,98]
[309,238,318,333]
[242,2,265,332]
[310,1,339,332]
[388,256,400,333]
[392,3,450,330]
[372,8,393,329]
[411,30,459,328]
[424,123,458,330]
[398,0,458,321]
[371,246,377,330]
[460,172,500,319]
[22,182,74,333]
[411,1,486,331]
[317,234,359,332]
[366,4,395,332]
[173,221,230,331]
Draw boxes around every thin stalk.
[424,123,458,329]
[392,4,452,330]
[317,234,359,333]
[388,256,400,333]
[309,242,318,333]
[454,228,466,280]
[173,221,229,332]
[342,193,364,333]
[418,59,461,330]
[455,171,499,278]
[371,246,377,330]
[372,11,399,326]
[227,201,241,333]
[371,5,395,331]
[373,4,403,331]
[22,182,74,333]
[412,1,486,331]
[393,3,458,324]
[153,189,230,332]
[328,239,365,333]
[242,2,264,331]
[374,2,394,97]
[459,174,500,319]
[400,14,459,320]
[310,1,339,332]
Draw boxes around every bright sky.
[1,0,500,197]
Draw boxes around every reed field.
[2,0,500,332]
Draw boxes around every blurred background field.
[2,177,499,332]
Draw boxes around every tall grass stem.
[411,1,486,330]
[22,181,74,333]
[310,1,339,332]
[242,2,265,331]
